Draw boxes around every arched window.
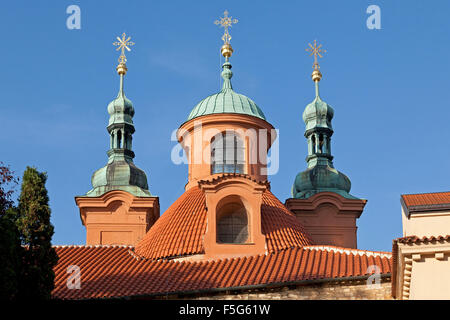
[311,134,316,154]
[217,202,248,244]
[211,133,245,174]
[117,130,122,149]
[319,134,324,153]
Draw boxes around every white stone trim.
[303,245,392,259]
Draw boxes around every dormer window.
[217,202,248,244]
[211,133,245,174]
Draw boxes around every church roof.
[52,245,392,300]
[134,186,313,260]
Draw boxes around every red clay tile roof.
[401,192,450,209]
[135,186,313,260]
[52,245,392,300]
[395,235,450,244]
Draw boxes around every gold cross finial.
[113,33,135,65]
[306,40,326,69]
[214,10,238,45]
[306,40,326,82]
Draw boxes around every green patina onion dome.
[292,54,358,200]
[86,58,151,197]
[187,59,266,121]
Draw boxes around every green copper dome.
[85,66,151,198]
[303,92,334,132]
[187,61,266,121]
[293,165,353,199]
[292,78,358,200]
[107,81,135,127]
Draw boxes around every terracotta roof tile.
[53,245,392,300]
[401,191,450,209]
[135,187,312,260]
[395,235,450,244]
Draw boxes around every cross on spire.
[214,10,238,44]
[306,40,326,69]
[113,32,135,64]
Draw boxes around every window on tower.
[117,130,122,149]
[211,133,245,174]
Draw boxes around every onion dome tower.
[136,11,312,261]
[292,40,355,200]
[76,34,159,246]
[86,34,150,197]
[285,41,366,249]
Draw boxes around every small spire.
[113,32,135,76]
[221,61,233,90]
[215,10,238,59]
[306,40,326,83]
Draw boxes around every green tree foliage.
[0,163,21,300]
[15,167,58,300]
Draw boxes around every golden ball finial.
[116,62,128,75]
[311,66,322,82]
[221,43,233,58]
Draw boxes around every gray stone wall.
[188,278,392,300]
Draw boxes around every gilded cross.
[214,10,238,44]
[306,40,326,67]
[113,33,135,64]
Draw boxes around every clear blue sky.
[1,1,449,252]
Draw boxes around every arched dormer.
[200,175,267,259]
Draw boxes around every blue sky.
[1,1,449,252]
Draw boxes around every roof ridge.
[402,191,450,197]
[52,244,134,248]
[303,245,392,258]
[395,235,450,244]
